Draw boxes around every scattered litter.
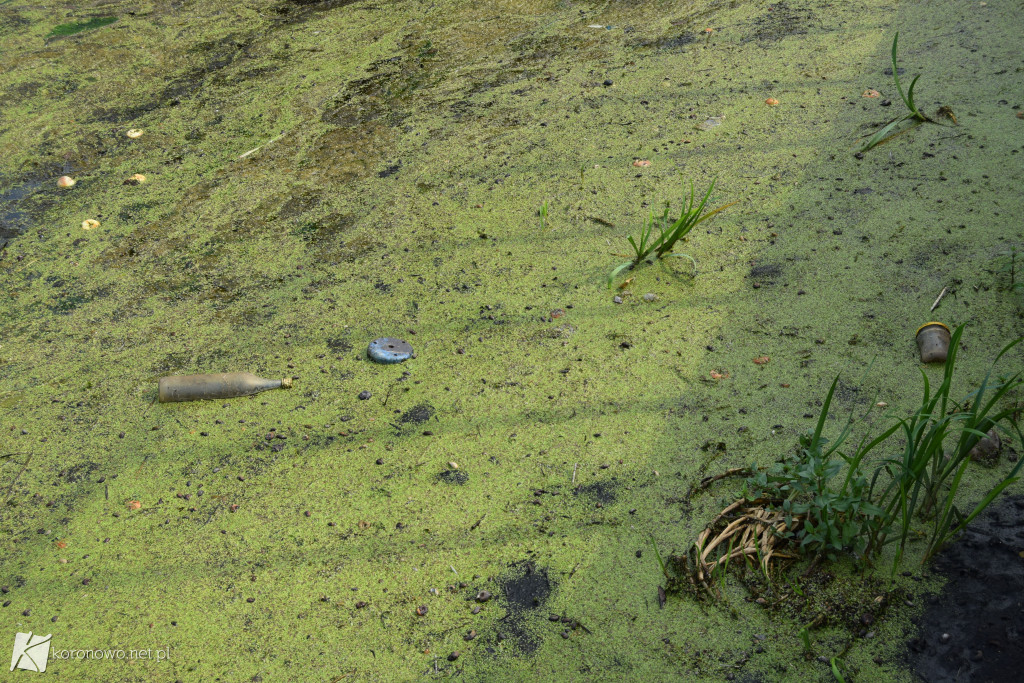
[158,372,292,402]
[126,129,143,138]
[968,428,1001,464]
[57,176,75,188]
[765,97,779,106]
[81,219,100,230]
[239,133,285,159]
[696,116,724,131]
[123,173,146,185]
[915,322,950,364]
[367,337,414,364]
[642,293,657,302]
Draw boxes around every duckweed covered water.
[1,0,1022,681]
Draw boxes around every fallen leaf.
[710,371,730,380]
[632,159,651,167]
[55,540,67,549]
[753,356,770,365]
[657,585,667,608]
[127,500,142,510]
[862,89,881,98]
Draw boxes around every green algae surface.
[1,0,1023,681]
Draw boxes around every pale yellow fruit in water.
[57,175,76,188]
[130,173,146,183]
[126,129,143,139]
[81,219,100,230]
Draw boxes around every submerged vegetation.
[685,325,1023,595]
[47,16,118,38]
[608,179,734,288]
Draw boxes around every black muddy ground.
[908,494,1024,683]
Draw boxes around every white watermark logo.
[10,632,51,673]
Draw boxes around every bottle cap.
[368,338,414,364]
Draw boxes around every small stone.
[603,79,613,86]
[475,590,492,603]
[612,296,622,304]
[447,651,460,662]
[642,293,657,302]
[941,633,951,643]
[358,390,371,400]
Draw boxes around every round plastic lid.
[367,337,414,364]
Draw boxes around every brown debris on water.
[686,497,802,597]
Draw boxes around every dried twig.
[930,286,948,312]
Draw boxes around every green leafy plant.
[736,325,1023,570]
[797,626,813,656]
[608,179,734,288]
[744,377,894,564]
[539,201,549,231]
[866,326,1024,564]
[651,535,670,578]
[860,32,935,153]
[830,658,848,683]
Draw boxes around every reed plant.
[860,32,935,152]
[608,179,733,288]
[708,325,1023,577]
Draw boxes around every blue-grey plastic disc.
[368,337,414,364]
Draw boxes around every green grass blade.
[905,74,922,119]
[608,262,633,289]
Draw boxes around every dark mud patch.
[326,338,352,353]
[498,562,552,655]
[746,1,819,43]
[574,480,617,505]
[907,494,1024,683]
[748,263,783,284]
[436,470,468,485]
[399,403,434,425]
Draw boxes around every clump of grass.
[48,16,118,38]
[539,201,549,231]
[691,326,1023,588]
[608,179,734,288]
[860,32,936,153]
